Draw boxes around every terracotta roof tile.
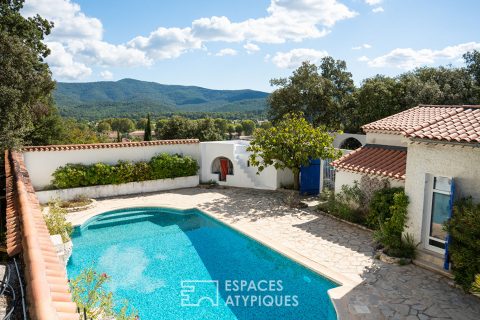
[331,145,407,180]
[361,105,480,133]
[5,150,79,320]
[406,108,480,143]
[21,139,200,152]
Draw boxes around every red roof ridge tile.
[5,150,79,320]
[21,139,200,152]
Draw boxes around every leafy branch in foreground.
[70,267,138,320]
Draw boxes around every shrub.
[70,267,138,319]
[44,205,73,242]
[373,190,416,258]
[367,187,404,229]
[51,153,198,189]
[445,197,480,292]
[318,183,367,225]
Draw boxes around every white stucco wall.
[365,132,407,147]
[334,170,405,194]
[23,143,201,190]
[404,142,480,244]
[36,175,199,203]
[200,141,293,190]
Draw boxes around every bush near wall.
[51,153,198,189]
[446,197,480,292]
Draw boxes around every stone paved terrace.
[68,187,480,320]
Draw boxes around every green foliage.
[111,118,135,134]
[472,275,480,295]
[373,190,415,258]
[155,116,195,139]
[136,117,148,130]
[268,59,354,130]
[144,114,152,141]
[51,153,198,189]
[43,205,73,242]
[241,119,256,135]
[445,197,480,292]
[0,0,56,149]
[149,153,198,179]
[318,183,367,224]
[97,121,112,133]
[319,188,362,224]
[70,267,138,319]
[155,116,224,141]
[464,50,480,86]
[248,112,341,190]
[367,187,405,229]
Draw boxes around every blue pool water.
[67,207,338,320]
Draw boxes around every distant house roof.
[21,139,199,152]
[331,144,407,180]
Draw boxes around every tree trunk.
[293,169,300,190]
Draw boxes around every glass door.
[424,176,452,253]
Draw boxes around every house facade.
[332,105,480,270]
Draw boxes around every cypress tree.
[144,114,152,141]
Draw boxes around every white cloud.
[215,48,238,56]
[365,0,382,5]
[100,70,113,80]
[189,0,356,44]
[45,41,92,80]
[23,0,151,80]
[352,43,372,50]
[367,42,480,69]
[23,0,102,41]
[128,27,202,60]
[244,43,260,54]
[22,0,358,79]
[358,55,370,62]
[372,7,384,13]
[271,48,328,68]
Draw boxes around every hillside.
[54,78,269,120]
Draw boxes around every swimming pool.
[67,207,338,319]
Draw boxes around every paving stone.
[69,187,480,320]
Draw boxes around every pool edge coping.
[69,204,359,320]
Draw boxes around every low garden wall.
[36,175,199,203]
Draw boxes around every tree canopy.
[268,58,354,130]
[268,55,480,133]
[0,0,56,149]
[247,113,341,190]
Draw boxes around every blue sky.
[22,0,480,91]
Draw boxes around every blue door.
[300,159,320,195]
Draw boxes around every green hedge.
[51,153,198,189]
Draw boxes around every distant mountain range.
[54,78,269,120]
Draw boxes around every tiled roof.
[5,150,80,320]
[331,145,407,180]
[361,105,470,133]
[22,139,199,152]
[405,107,480,143]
